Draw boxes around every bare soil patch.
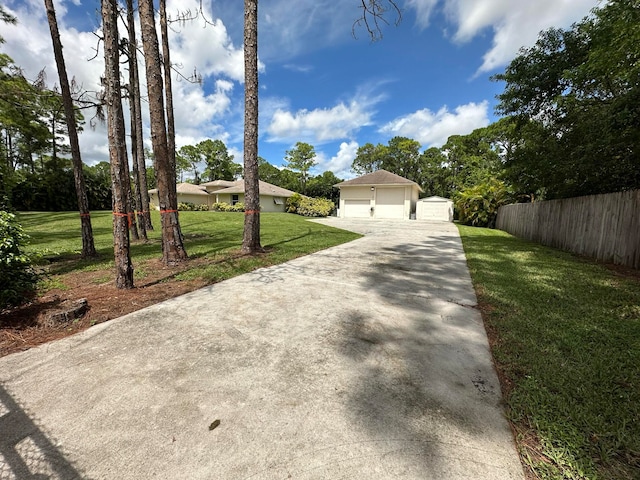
[0,257,213,357]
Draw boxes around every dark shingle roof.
[335,169,422,190]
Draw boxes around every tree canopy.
[493,0,640,199]
[284,142,317,194]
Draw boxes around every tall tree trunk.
[43,0,96,258]
[242,0,263,254]
[127,0,147,240]
[159,0,177,183]
[127,185,139,240]
[102,0,134,288]
[139,0,187,265]
[126,0,153,232]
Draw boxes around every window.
[273,197,284,205]
[232,194,239,205]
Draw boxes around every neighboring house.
[148,180,297,212]
[335,169,422,220]
[201,180,296,213]
[148,183,212,209]
[416,196,454,222]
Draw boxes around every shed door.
[423,202,449,220]
[375,188,405,219]
[344,199,371,218]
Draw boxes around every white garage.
[375,187,406,219]
[343,199,371,218]
[416,196,454,222]
[335,170,422,220]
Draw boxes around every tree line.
[1,0,398,292]
[345,0,639,224]
[2,0,636,292]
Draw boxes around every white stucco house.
[148,182,213,209]
[202,180,296,213]
[416,196,454,222]
[334,170,422,220]
[148,180,297,212]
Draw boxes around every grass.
[18,210,361,284]
[457,225,640,480]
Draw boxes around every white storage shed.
[416,196,454,222]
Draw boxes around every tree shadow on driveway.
[330,231,522,477]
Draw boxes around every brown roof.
[200,180,237,188]
[335,169,422,191]
[176,183,209,195]
[148,183,209,195]
[213,180,297,197]
[151,180,297,197]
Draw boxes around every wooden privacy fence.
[496,190,640,269]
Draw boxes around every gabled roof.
[213,180,297,197]
[335,169,423,191]
[200,180,236,188]
[149,182,209,195]
[150,180,298,197]
[177,183,209,195]
[420,195,452,202]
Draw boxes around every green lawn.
[458,225,640,480]
[18,210,361,282]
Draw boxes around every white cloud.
[167,2,246,83]
[408,0,598,73]
[266,91,381,144]
[2,0,248,165]
[259,0,348,59]
[405,0,441,28]
[315,141,359,179]
[282,64,314,73]
[380,101,490,147]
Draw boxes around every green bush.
[454,179,511,228]
[287,195,335,217]
[0,211,39,309]
[211,202,245,212]
[286,193,302,213]
[178,202,210,211]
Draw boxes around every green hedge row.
[210,202,245,212]
[177,202,210,211]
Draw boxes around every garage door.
[375,188,405,219]
[422,202,449,221]
[344,199,371,218]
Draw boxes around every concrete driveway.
[0,219,524,479]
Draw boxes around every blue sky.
[2,0,599,179]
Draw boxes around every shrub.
[287,196,335,217]
[211,202,227,212]
[286,193,302,213]
[178,202,209,211]
[211,202,245,212]
[454,179,511,228]
[0,211,39,309]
